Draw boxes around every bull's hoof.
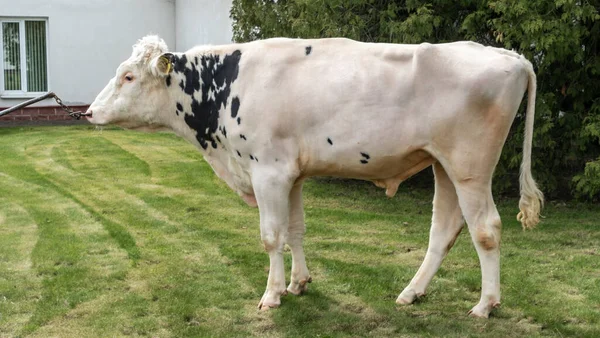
[287,276,312,296]
[396,288,424,305]
[257,289,288,310]
[468,301,500,318]
[258,301,279,311]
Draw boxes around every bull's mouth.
[85,116,109,126]
[84,110,110,126]
[83,109,94,120]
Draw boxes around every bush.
[231,0,600,200]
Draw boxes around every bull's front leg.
[286,181,312,295]
[252,168,295,310]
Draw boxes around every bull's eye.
[124,74,134,82]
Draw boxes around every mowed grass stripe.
[0,201,42,336]
[25,139,185,251]
[12,138,142,261]
[0,173,130,336]
[0,128,141,261]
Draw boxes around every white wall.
[0,0,176,107]
[175,0,233,52]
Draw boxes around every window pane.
[26,21,47,92]
[2,22,21,91]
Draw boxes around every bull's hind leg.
[444,100,519,317]
[397,162,464,304]
[286,181,312,295]
[252,168,296,310]
[454,181,502,318]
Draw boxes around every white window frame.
[0,17,49,98]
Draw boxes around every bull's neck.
[163,49,242,155]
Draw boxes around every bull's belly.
[302,149,435,197]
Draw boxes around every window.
[1,18,48,96]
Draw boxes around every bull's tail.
[516,60,544,229]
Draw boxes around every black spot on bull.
[173,54,200,96]
[305,46,312,55]
[173,54,188,74]
[360,152,370,164]
[231,97,240,118]
[327,137,333,145]
[171,50,242,149]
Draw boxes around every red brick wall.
[0,105,90,123]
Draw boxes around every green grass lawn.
[0,125,598,337]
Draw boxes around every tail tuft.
[518,59,544,230]
[517,169,544,229]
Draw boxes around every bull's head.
[86,36,174,131]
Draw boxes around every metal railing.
[0,92,89,119]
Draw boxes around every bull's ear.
[152,53,174,76]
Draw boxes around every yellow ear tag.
[161,56,172,74]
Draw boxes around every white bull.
[87,36,543,318]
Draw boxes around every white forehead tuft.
[130,35,169,64]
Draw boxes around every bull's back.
[227,38,527,179]
[236,38,523,129]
